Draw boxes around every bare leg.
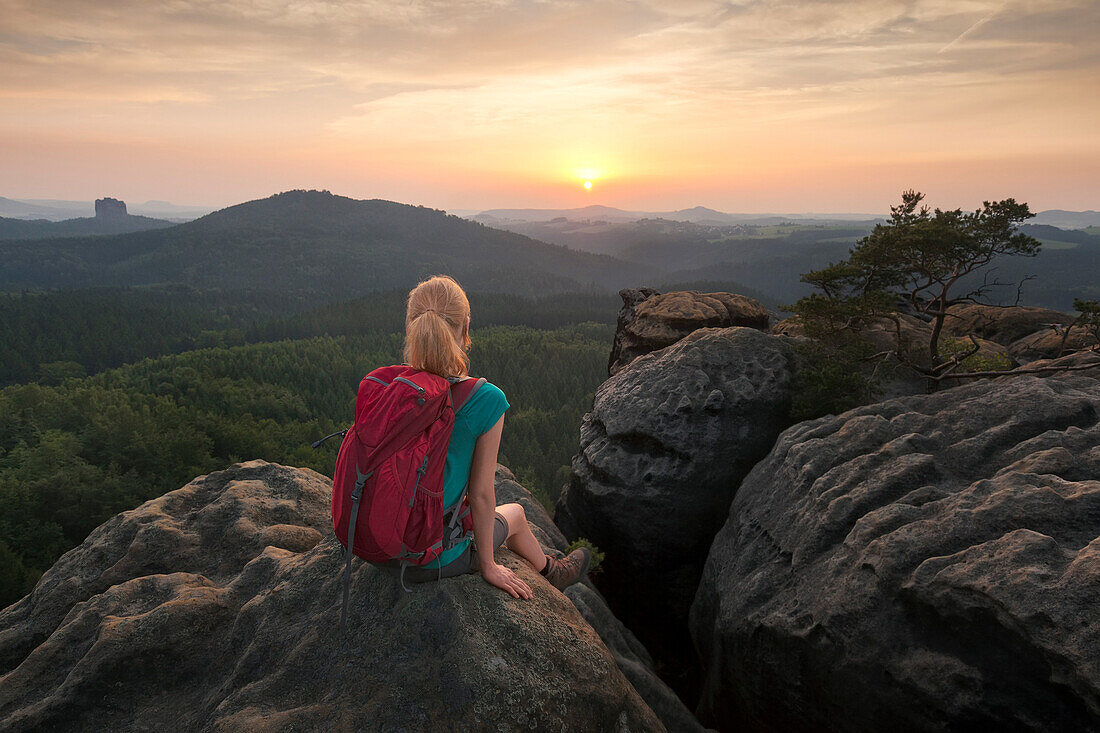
[495,503,547,572]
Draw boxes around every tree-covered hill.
[0,190,651,298]
[0,214,174,240]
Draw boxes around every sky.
[2,0,1098,213]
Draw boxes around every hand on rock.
[482,562,532,600]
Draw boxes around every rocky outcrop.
[557,327,796,697]
[940,303,1098,363]
[0,460,678,732]
[608,289,770,376]
[1015,349,1100,378]
[607,287,660,375]
[691,375,1100,732]
[1009,327,1097,363]
[942,303,1074,347]
[93,197,127,219]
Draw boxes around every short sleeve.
[465,381,510,436]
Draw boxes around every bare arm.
[468,414,532,599]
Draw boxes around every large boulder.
[608,290,770,376]
[1014,349,1100,378]
[1009,328,1098,363]
[557,327,796,697]
[939,303,1096,364]
[0,461,670,732]
[942,303,1074,346]
[691,375,1100,732]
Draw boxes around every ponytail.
[403,275,471,378]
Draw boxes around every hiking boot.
[543,548,591,590]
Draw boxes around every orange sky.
[2,0,1098,213]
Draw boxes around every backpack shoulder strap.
[449,377,486,413]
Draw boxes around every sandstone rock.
[608,287,660,375]
[943,303,1074,346]
[691,375,1100,732]
[1009,327,1098,363]
[94,197,127,219]
[1012,349,1100,379]
[774,313,944,366]
[792,313,1012,370]
[0,459,330,675]
[0,461,668,732]
[608,290,770,376]
[557,327,796,697]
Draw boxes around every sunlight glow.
[583,180,592,190]
[574,167,602,182]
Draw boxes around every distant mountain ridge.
[0,196,215,222]
[472,205,885,226]
[473,204,1100,228]
[0,190,650,300]
[1030,210,1100,230]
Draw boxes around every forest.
[0,287,621,386]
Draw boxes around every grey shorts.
[375,511,510,584]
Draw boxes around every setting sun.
[583,181,592,190]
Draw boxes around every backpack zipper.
[409,455,430,507]
[393,376,427,405]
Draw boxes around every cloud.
[4,1,1095,99]
[0,0,1096,207]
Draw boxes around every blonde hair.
[403,275,471,378]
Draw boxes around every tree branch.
[935,360,1099,381]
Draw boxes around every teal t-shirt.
[421,379,510,569]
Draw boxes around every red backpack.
[327,365,485,628]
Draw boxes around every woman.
[393,274,591,599]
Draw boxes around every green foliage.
[37,361,85,385]
[937,337,1013,373]
[564,537,605,575]
[0,540,39,608]
[788,340,880,422]
[1064,298,1100,354]
[0,287,298,386]
[0,213,173,240]
[249,289,619,342]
